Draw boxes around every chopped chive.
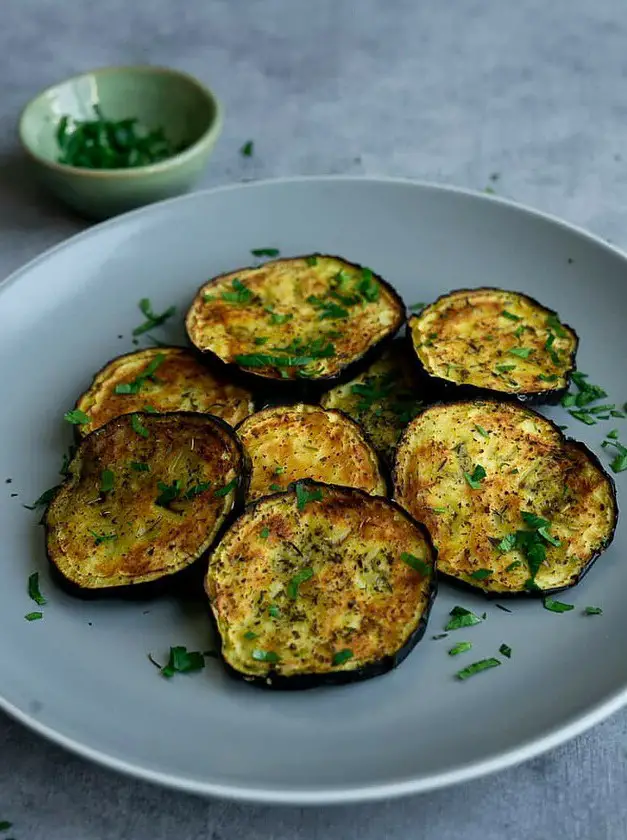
[499,643,512,658]
[251,247,280,257]
[159,646,205,678]
[25,611,43,621]
[409,302,426,312]
[89,529,117,546]
[244,630,258,640]
[130,461,150,472]
[508,347,533,359]
[449,641,472,656]
[214,478,238,497]
[305,255,318,266]
[474,424,490,438]
[495,363,517,373]
[295,481,323,510]
[469,568,492,580]
[400,552,431,576]
[240,140,254,157]
[130,414,149,437]
[584,606,603,615]
[254,336,269,345]
[99,469,114,494]
[539,374,559,383]
[251,649,280,663]
[505,559,521,571]
[23,485,60,510]
[260,527,270,539]
[495,603,512,613]
[133,299,176,336]
[28,572,46,606]
[569,410,596,425]
[268,604,281,618]
[432,633,449,640]
[501,310,521,321]
[456,658,501,680]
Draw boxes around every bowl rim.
[17,64,224,179]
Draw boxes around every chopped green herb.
[295,481,323,510]
[409,302,426,312]
[445,606,482,631]
[584,606,603,615]
[160,646,205,678]
[332,649,354,666]
[56,107,181,169]
[432,633,449,640]
[64,408,90,425]
[569,410,596,425]
[184,481,212,499]
[357,267,379,302]
[89,529,116,546]
[269,312,294,325]
[449,641,472,656]
[495,603,512,613]
[287,567,314,599]
[155,479,182,507]
[142,404,158,413]
[499,643,512,658]
[469,568,492,581]
[400,552,431,576]
[28,571,46,606]
[254,336,269,345]
[133,298,176,336]
[456,658,501,680]
[505,560,522,571]
[130,414,149,438]
[269,483,283,492]
[251,248,280,257]
[240,140,254,157]
[607,430,620,439]
[260,527,270,539]
[99,469,114,494]
[546,314,567,337]
[202,293,216,302]
[214,478,238,497]
[305,255,318,266]
[561,393,577,407]
[268,604,281,618]
[539,373,559,383]
[244,630,258,640]
[464,464,487,489]
[514,325,525,338]
[484,186,496,194]
[251,649,280,663]
[23,485,60,510]
[543,598,574,613]
[130,461,150,472]
[0,822,12,831]
[222,278,253,304]
[602,437,627,473]
[497,534,517,553]
[508,347,533,359]
[114,353,165,395]
[501,310,521,321]
[474,424,490,438]
[25,611,43,621]
[431,506,448,514]
[495,364,517,374]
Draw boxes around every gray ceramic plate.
[0,178,625,805]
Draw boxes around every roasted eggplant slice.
[393,400,617,596]
[45,412,247,595]
[408,288,578,403]
[185,255,405,387]
[74,347,254,436]
[206,481,436,688]
[236,404,387,501]
[321,340,425,463]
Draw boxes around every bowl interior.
[20,67,219,167]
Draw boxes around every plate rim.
[1,175,626,805]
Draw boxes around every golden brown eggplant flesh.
[75,346,254,436]
[45,412,247,595]
[321,339,427,463]
[185,255,405,387]
[206,480,437,688]
[409,288,578,404]
[393,399,617,596]
[235,403,387,501]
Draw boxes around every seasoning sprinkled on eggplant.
[408,288,578,403]
[236,404,387,502]
[206,481,436,688]
[394,399,617,596]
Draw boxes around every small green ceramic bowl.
[18,65,223,219]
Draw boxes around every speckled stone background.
[2,1,627,837]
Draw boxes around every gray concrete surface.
[2,1,627,837]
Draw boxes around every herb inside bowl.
[56,105,184,169]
